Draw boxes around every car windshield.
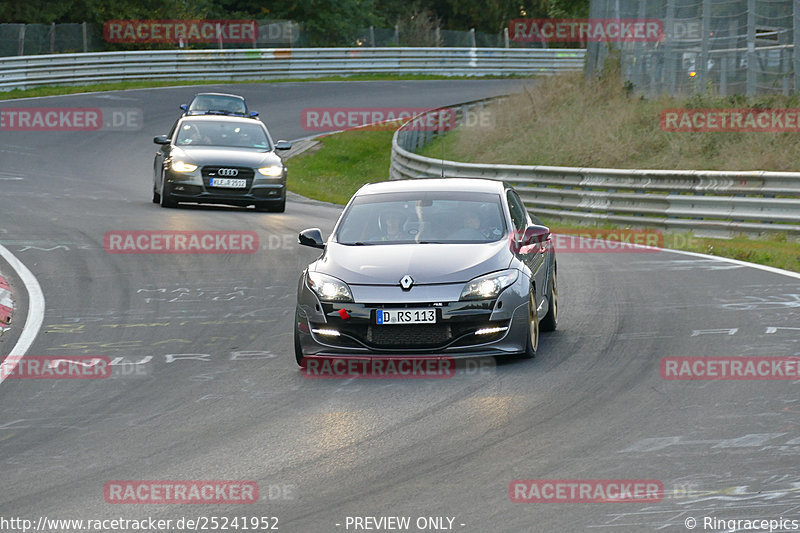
[335,191,507,245]
[189,95,246,114]
[175,121,270,149]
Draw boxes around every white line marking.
[658,247,800,281]
[0,243,45,385]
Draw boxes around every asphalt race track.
[1,80,800,532]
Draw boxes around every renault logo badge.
[399,275,414,290]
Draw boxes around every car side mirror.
[511,224,550,253]
[153,135,170,145]
[275,140,292,151]
[299,228,325,249]
[249,111,259,118]
[523,224,550,245]
[180,104,188,111]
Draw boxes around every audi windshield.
[334,191,507,245]
[175,120,271,149]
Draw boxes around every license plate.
[209,178,247,188]
[376,308,436,325]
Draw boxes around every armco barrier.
[0,47,585,91]
[390,100,800,237]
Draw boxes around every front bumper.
[295,274,531,358]
[165,169,285,206]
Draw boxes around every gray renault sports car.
[153,115,291,211]
[294,178,557,365]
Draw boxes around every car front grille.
[201,166,255,193]
[366,324,453,348]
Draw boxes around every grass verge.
[286,127,800,273]
[0,74,521,101]
[287,129,393,205]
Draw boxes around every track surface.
[1,80,799,532]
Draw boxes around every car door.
[506,189,547,308]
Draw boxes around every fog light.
[312,328,340,337]
[475,326,508,336]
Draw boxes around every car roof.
[356,178,506,196]
[178,115,263,126]
[192,92,245,100]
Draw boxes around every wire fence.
[0,20,557,58]
[586,0,799,96]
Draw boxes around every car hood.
[173,147,282,167]
[314,241,513,285]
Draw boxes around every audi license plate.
[209,178,247,188]
[376,309,436,325]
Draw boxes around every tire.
[522,287,539,359]
[159,178,177,208]
[294,326,306,367]
[540,266,558,332]
[152,185,161,204]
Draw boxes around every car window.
[175,120,270,149]
[506,190,529,232]
[335,191,507,245]
[189,95,246,114]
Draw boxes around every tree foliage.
[0,0,590,41]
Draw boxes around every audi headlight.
[307,272,353,302]
[460,269,518,301]
[258,165,283,177]
[171,160,198,173]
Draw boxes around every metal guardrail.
[0,47,585,91]
[391,100,800,237]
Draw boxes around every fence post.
[698,0,710,93]
[664,0,676,94]
[470,28,476,48]
[795,0,800,93]
[18,25,25,56]
[82,22,88,52]
[50,22,55,53]
[370,26,375,47]
[504,27,509,48]
[394,24,399,45]
[746,0,756,96]
[720,54,728,96]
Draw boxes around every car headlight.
[171,160,198,173]
[460,269,519,301]
[307,272,353,302]
[258,165,283,177]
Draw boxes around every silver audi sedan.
[293,178,557,365]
